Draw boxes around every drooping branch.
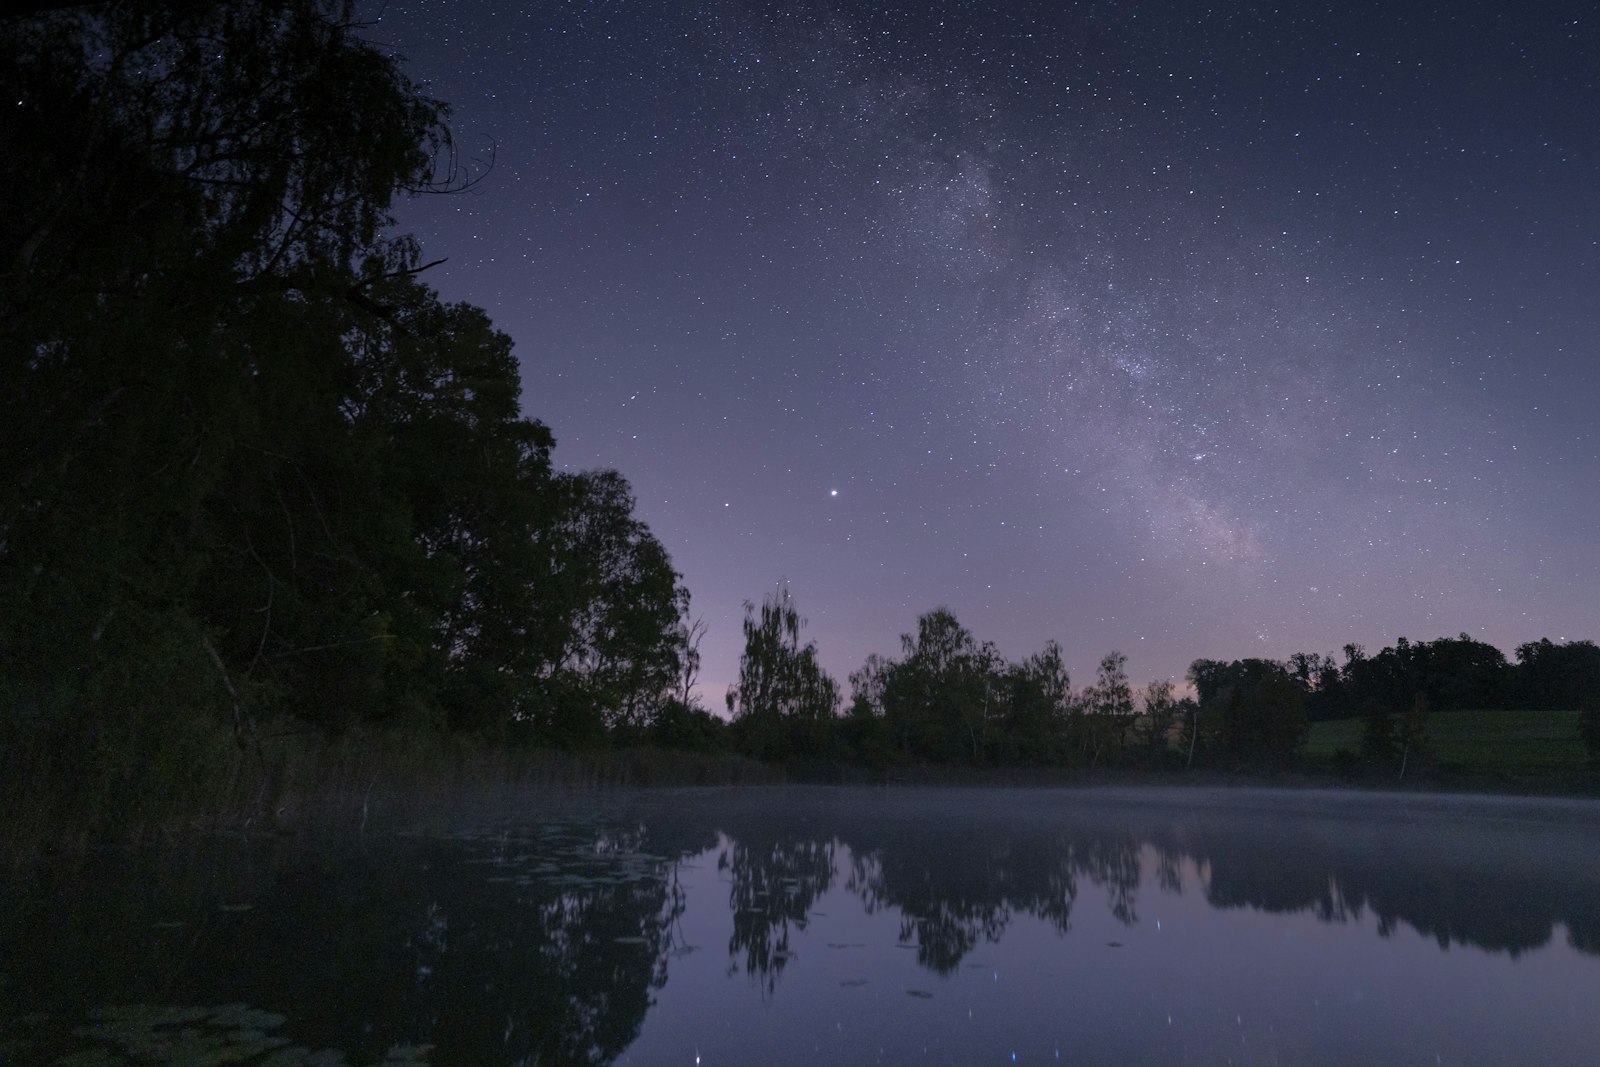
[343,256,447,321]
[202,631,258,753]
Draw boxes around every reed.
[0,710,780,864]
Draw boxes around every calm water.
[3,786,1598,1066]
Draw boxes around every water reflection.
[844,825,1110,974]
[1145,797,1600,957]
[2,814,718,1065]
[708,788,1600,970]
[3,787,1598,1065]
[720,834,834,990]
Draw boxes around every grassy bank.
[1303,708,1592,792]
[0,714,780,864]
[7,707,1593,863]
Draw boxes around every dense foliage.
[724,586,839,761]
[724,598,1165,770]
[0,0,695,803]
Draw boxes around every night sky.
[367,1,1598,703]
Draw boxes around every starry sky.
[367,0,1599,703]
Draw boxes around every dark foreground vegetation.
[2,1,738,856]
[3,3,1597,859]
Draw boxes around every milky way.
[370,0,1598,699]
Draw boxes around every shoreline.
[6,725,1595,866]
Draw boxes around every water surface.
[3,786,1597,1065]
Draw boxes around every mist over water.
[4,787,1597,1065]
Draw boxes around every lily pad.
[89,1005,210,1027]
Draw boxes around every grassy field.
[1305,708,1590,789]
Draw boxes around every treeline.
[723,588,1156,769]
[716,588,1600,776]
[0,0,707,817]
[1279,634,1600,719]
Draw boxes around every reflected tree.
[840,816,1147,973]
[719,834,837,993]
[0,816,724,1065]
[848,848,1016,975]
[706,792,1600,978]
[10,795,1600,1067]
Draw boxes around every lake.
[3,786,1597,1065]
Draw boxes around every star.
[381,0,1600,697]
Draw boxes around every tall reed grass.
[0,711,781,864]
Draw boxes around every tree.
[878,608,1001,764]
[998,641,1072,765]
[1580,695,1600,772]
[0,0,698,812]
[1398,692,1430,781]
[847,654,893,720]
[1340,644,1367,690]
[0,0,502,836]
[650,698,728,753]
[340,284,557,731]
[650,607,714,748]
[1243,671,1309,760]
[672,610,708,709]
[1514,639,1600,710]
[1080,652,1134,767]
[2,2,453,740]
[1289,650,1346,720]
[726,586,839,760]
[862,618,1082,767]
[1141,679,1180,756]
[1360,634,1507,713]
[526,470,688,742]
[841,653,895,767]
[1184,655,1305,764]
[1177,697,1203,769]
[1361,701,1398,766]
[1187,658,1307,763]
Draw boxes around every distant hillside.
[1305,709,1589,791]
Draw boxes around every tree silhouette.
[1186,658,1308,764]
[726,585,839,760]
[1514,639,1600,710]
[1580,695,1600,771]
[0,2,698,837]
[1141,678,1180,756]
